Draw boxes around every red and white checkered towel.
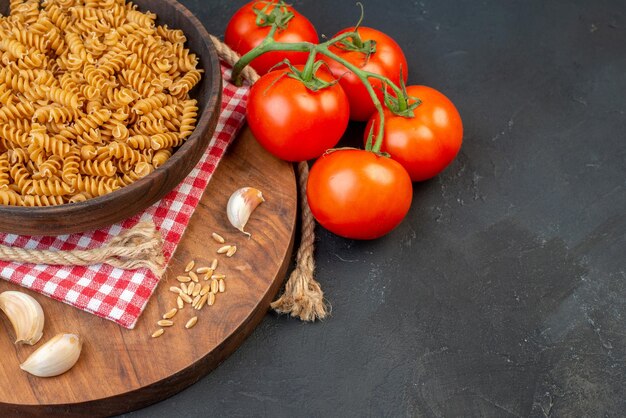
[0,65,250,329]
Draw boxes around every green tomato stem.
[300,49,318,82]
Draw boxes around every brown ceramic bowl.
[0,0,222,236]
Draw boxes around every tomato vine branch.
[231,13,411,155]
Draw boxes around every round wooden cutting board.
[0,128,297,417]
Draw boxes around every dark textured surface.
[122,0,626,416]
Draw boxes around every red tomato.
[321,27,408,121]
[307,149,413,239]
[365,86,463,181]
[225,1,318,75]
[247,66,350,162]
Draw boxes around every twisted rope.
[0,222,165,276]
[210,35,328,321]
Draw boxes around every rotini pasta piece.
[169,69,202,99]
[83,64,113,92]
[78,83,101,102]
[98,49,130,77]
[85,100,103,114]
[125,53,159,82]
[108,141,144,164]
[150,132,181,150]
[9,162,32,194]
[69,5,117,26]
[99,108,130,140]
[0,154,10,188]
[18,49,48,69]
[126,10,156,28]
[0,38,27,60]
[80,145,109,161]
[112,124,129,141]
[10,0,27,15]
[75,174,119,197]
[83,33,108,59]
[13,29,50,53]
[72,108,112,136]
[31,129,72,158]
[120,69,159,96]
[37,84,82,109]
[0,85,12,105]
[0,189,22,205]
[74,16,111,36]
[123,35,163,67]
[65,32,94,64]
[79,159,116,177]
[152,148,171,168]
[0,124,30,148]
[56,52,82,71]
[131,117,166,136]
[76,127,102,146]
[22,194,66,207]
[46,27,68,56]
[131,92,167,115]
[0,101,34,122]
[67,192,92,203]
[170,42,198,73]
[116,163,153,186]
[33,105,76,124]
[0,68,31,94]
[105,86,138,109]
[8,147,29,164]
[179,99,198,140]
[125,134,151,150]
[38,155,64,179]
[114,22,154,38]
[156,25,186,44]
[61,149,80,186]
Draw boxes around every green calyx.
[253,1,295,29]
[285,59,338,92]
[383,72,421,117]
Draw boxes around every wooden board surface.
[0,128,297,417]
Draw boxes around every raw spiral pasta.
[0,0,202,206]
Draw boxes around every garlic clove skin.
[20,333,82,378]
[0,291,44,345]
[227,187,265,236]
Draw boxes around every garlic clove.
[0,291,44,345]
[20,333,83,378]
[227,187,265,236]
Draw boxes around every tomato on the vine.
[365,85,463,182]
[246,65,350,162]
[307,150,413,239]
[321,27,408,121]
[225,1,318,75]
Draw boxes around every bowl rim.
[0,0,223,223]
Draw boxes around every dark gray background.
[122,0,626,416]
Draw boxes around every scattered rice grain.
[185,316,198,329]
[163,308,178,319]
[212,232,225,243]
